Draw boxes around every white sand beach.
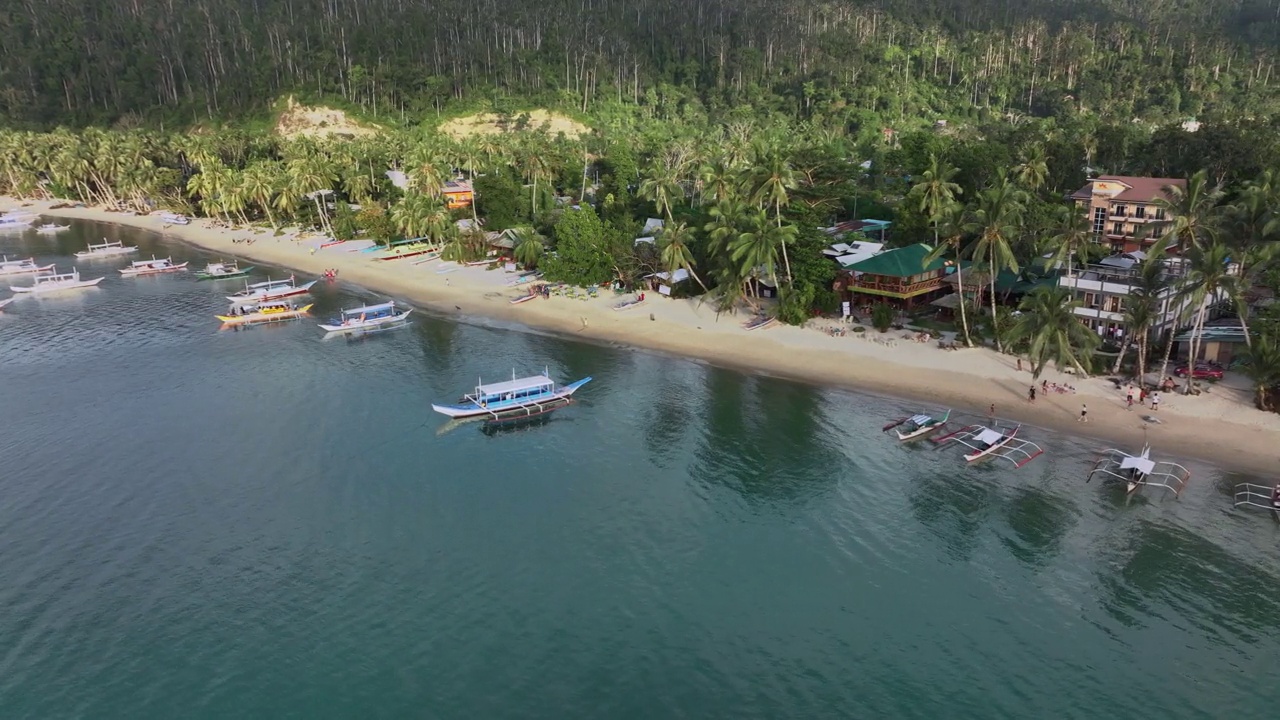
[8,197,1280,474]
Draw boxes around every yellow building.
[1069,176,1186,253]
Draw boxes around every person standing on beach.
[989,403,996,419]
[1151,392,1160,411]
[1079,403,1088,422]
[1028,386,1036,403]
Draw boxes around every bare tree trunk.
[954,243,973,347]
[989,254,1003,352]
[1184,301,1208,394]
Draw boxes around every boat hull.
[432,377,592,418]
[896,423,942,441]
[318,309,412,333]
[217,304,313,326]
[226,280,317,304]
[0,263,54,276]
[196,269,253,280]
[10,277,105,294]
[75,247,138,259]
[120,262,188,277]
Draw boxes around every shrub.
[871,303,895,332]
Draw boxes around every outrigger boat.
[226,276,316,305]
[0,256,54,277]
[1087,445,1190,497]
[157,212,190,225]
[195,261,253,280]
[883,409,951,441]
[35,223,70,233]
[613,296,645,311]
[932,424,1043,467]
[373,238,438,261]
[119,256,188,276]
[1233,482,1280,520]
[0,212,34,230]
[75,239,138,258]
[318,301,412,334]
[217,300,313,326]
[0,296,13,310]
[432,370,592,419]
[9,266,104,295]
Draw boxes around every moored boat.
[9,266,104,294]
[119,256,188,276]
[226,276,316,305]
[0,296,13,310]
[216,300,313,326]
[318,301,412,334]
[35,223,70,233]
[75,239,138,258]
[884,409,951,441]
[0,211,36,230]
[932,424,1044,468]
[158,212,191,225]
[432,371,592,419]
[195,261,254,280]
[372,239,437,260]
[0,256,55,277]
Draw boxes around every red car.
[1173,363,1224,380]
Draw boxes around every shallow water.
[1,223,1277,719]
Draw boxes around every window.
[1113,204,1127,217]
[1083,292,1097,308]
[1092,207,1106,238]
[1112,222,1124,235]
[1134,205,1146,219]
[1154,208,1166,220]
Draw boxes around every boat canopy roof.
[976,428,1005,446]
[477,374,554,396]
[343,301,394,316]
[909,414,932,425]
[1119,455,1156,475]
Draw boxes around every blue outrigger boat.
[432,370,592,419]
[318,300,412,334]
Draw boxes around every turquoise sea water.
[1,223,1278,719]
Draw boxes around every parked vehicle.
[1173,363,1224,380]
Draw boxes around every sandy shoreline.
[7,198,1280,476]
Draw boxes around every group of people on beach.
[1027,380,1077,403]
[1124,384,1161,412]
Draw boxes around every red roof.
[1070,176,1186,203]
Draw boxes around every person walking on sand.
[1028,386,1036,403]
[1017,358,1023,372]
[1079,403,1088,422]
[1126,392,1134,410]
[1151,392,1160,411]
[989,403,996,420]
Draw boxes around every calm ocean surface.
[0,222,1277,719]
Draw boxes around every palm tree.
[910,153,962,249]
[965,172,1026,352]
[1152,169,1225,252]
[1013,144,1049,194]
[1178,241,1242,393]
[241,162,279,228]
[699,157,740,206]
[1111,247,1171,378]
[1042,204,1097,280]
[1005,286,1101,379]
[1239,332,1280,411]
[731,209,793,296]
[923,203,973,347]
[511,227,544,269]
[747,145,798,283]
[390,191,435,240]
[638,158,682,223]
[657,222,708,292]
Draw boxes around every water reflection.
[908,469,997,562]
[1000,486,1077,569]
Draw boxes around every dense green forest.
[5,0,1280,127]
[6,0,1280,403]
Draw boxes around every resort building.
[1056,251,1200,340]
[442,180,474,209]
[822,239,884,268]
[1069,176,1186,253]
[835,243,949,309]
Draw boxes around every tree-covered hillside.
[4,0,1280,127]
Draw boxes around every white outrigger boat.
[0,256,55,277]
[1087,445,1190,497]
[432,370,593,419]
[883,409,951,441]
[119,256,188,277]
[1233,482,1280,519]
[195,261,253,280]
[157,212,191,225]
[217,299,312,326]
[0,211,35,230]
[75,239,138,258]
[9,266,104,295]
[226,276,317,305]
[35,223,70,233]
[318,301,412,334]
[932,424,1043,467]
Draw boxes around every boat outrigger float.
[932,424,1043,467]
[1087,446,1190,497]
[432,369,592,419]
[883,409,951,441]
